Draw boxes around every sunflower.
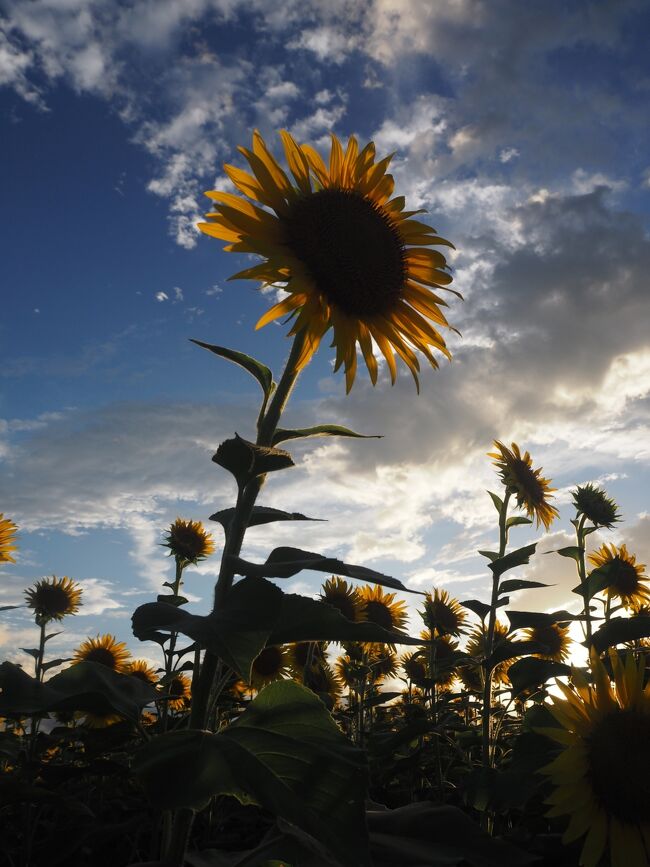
[302,660,342,708]
[359,584,408,633]
[420,588,466,636]
[24,575,83,622]
[72,634,131,672]
[335,653,367,690]
[525,622,572,662]
[288,641,328,678]
[249,645,290,691]
[465,621,512,685]
[587,543,649,608]
[81,712,123,729]
[320,576,365,623]
[166,673,192,711]
[0,514,18,563]
[125,659,159,685]
[163,518,215,567]
[420,630,459,689]
[572,483,620,529]
[199,130,458,393]
[401,651,428,688]
[367,648,398,681]
[538,650,650,867]
[489,441,559,530]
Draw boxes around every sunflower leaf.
[507,657,571,697]
[190,339,274,398]
[498,579,549,595]
[572,561,618,600]
[505,516,533,529]
[487,491,504,514]
[210,506,324,529]
[133,680,371,867]
[590,616,650,652]
[505,610,580,631]
[230,547,422,594]
[551,545,584,561]
[132,577,284,681]
[272,425,382,446]
[0,605,22,613]
[461,599,491,620]
[486,641,540,672]
[489,544,537,579]
[0,661,158,719]
[478,550,499,562]
[213,435,294,488]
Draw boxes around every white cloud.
[155,291,169,302]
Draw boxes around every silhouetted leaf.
[213,435,293,488]
[190,340,274,398]
[231,547,421,594]
[486,641,540,672]
[505,610,579,631]
[499,579,549,595]
[508,657,571,697]
[590,616,650,652]
[210,505,324,529]
[489,544,537,579]
[133,681,370,867]
[551,546,583,562]
[272,424,382,447]
[572,561,617,601]
[462,599,491,620]
[506,516,532,530]
[487,491,504,514]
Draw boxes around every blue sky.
[2,0,650,670]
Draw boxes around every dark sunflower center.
[429,601,459,634]
[610,559,641,595]
[282,189,406,317]
[364,600,394,630]
[512,460,544,504]
[38,585,72,616]
[172,529,204,560]
[532,625,563,655]
[169,678,187,698]
[85,647,117,668]
[324,591,357,621]
[253,646,283,676]
[587,709,650,823]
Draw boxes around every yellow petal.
[579,811,608,867]
[280,130,312,194]
[255,294,304,329]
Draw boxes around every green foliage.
[190,339,274,399]
[590,615,650,652]
[488,544,537,579]
[272,424,382,446]
[134,680,371,867]
[210,505,324,530]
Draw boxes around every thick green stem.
[575,515,593,645]
[481,491,511,774]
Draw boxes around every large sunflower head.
[167,673,192,711]
[320,576,365,623]
[539,650,650,867]
[525,622,571,662]
[163,518,215,567]
[359,584,408,633]
[489,441,559,530]
[125,659,159,685]
[572,483,620,529]
[199,130,458,393]
[24,575,82,623]
[249,645,290,691]
[72,634,131,672]
[401,651,429,688]
[301,660,342,708]
[420,588,466,636]
[288,641,328,678]
[420,630,459,689]
[0,514,18,563]
[587,543,649,608]
[465,621,512,685]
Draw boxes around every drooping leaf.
[489,544,537,579]
[0,605,22,613]
[0,661,158,719]
[505,609,580,631]
[133,577,284,681]
[267,594,420,647]
[366,802,537,866]
[590,616,650,653]
[190,339,274,398]
[230,547,422,594]
[210,505,324,530]
[507,657,571,697]
[461,599,491,620]
[272,424,382,447]
[213,435,294,488]
[498,579,549,595]
[486,641,540,672]
[478,550,499,563]
[133,680,370,867]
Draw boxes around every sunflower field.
[2,133,649,867]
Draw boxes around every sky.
[1,0,650,672]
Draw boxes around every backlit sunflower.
[302,660,342,708]
[81,712,123,729]
[539,650,650,867]
[163,518,215,567]
[525,622,571,662]
[420,630,459,689]
[199,130,458,392]
[420,588,466,636]
[288,641,328,678]
[125,659,159,685]
[0,514,18,563]
[572,483,620,529]
[167,673,192,711]
[249,645,290,691]
[587,543,649,608]
[401,651,428,688]
[359,584,408,633]
[489,441,559,530]
[72,634,131,672]
[465,621,513,685]
[320,576,365,622]
[24,575,83,622]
